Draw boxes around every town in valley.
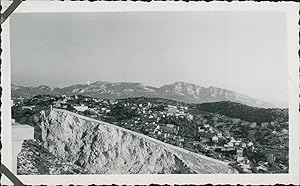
[12,90,289,174]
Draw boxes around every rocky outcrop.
[18,140,85,175]
[33,108,233,174]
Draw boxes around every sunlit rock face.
[19,109,233,175]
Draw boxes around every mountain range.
[12,81,278,108]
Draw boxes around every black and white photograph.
[1,1,299,185]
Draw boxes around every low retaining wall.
[12,122,34,174]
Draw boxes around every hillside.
[14,95,288,173]
[18,108,234,174]
[11,81,276,108]
[191,101,288,124]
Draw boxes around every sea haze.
[10,11,288,107]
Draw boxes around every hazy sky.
[10,12,288,104]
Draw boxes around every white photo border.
[1,1,299,185]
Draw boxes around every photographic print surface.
[10,11,289,175]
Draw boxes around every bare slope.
[38,108,233,174]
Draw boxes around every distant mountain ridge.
[12,81,278,108]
